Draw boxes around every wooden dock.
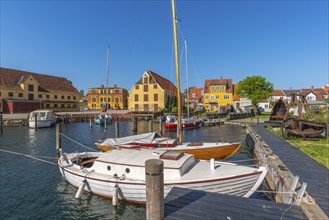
[202,118,224,126]
[165,187,306,219]
[250,124,329,218]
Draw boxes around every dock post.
[34,114,38,131]
[56,123,62,157]
[89,117,92,128]
[133,116,137,134]
[115,121,120,138]
[112,185,119,206]
[0,115,3,134]
[159,117,163,134]
[288,175,299,204]
[104,116,107,130]
[145,159,164,220]
[149,120,153,132]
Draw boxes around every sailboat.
[163,40,203,130]
[95,1,241,160]
[95,46,112,125]
[58,0,268,203]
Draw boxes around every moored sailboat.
[58,148,267,203]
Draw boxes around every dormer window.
[144,77,148,84]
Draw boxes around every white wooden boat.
[58,148,267,203]
[28,110,57,128]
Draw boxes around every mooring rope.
[0,149,57,165]
[60,133,97,152]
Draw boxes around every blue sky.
[1,0,328,94]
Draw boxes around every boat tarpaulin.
[100,132,161,146]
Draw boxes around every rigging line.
[0,149,57,165]
[280,201,297,220]
[60,133,98,152]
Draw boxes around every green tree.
[79,89,84,98]
[236,76,273,115]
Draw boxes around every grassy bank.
[267,127,329,169]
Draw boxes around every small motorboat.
[163,115,202,130]
[28,110,57,128]
[95,132,241,160]
[58,148,267,203]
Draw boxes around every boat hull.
[95,142,241,160]
[28,120,55,128]
[58,158,266,203]
[164,120,202,130]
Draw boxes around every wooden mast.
[171,0,182,143]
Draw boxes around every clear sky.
[1,0,328,94]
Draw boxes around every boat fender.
[112,185,119,206]
[75,179,87,199]
[210,158,215,170]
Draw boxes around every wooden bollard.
[0,114,3,134]
[133,116,137,133]
[34,114,38,131]
[148,120,153,132]
[115,121,120,138]
[89,117,92,128]
[145,159,164,220]
[56,123,62,157]
[159,118,163,134]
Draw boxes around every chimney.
[114,84,117,88]
[101,84,104,88]
[311,85,314,89]
[220,76,223,80]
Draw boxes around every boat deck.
[164,187,306,219]
[251,124,329,216]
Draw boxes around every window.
[73,96,76,100]
[38,94,42,99]
[153,84,158,89]
[205,95,208,100]
[54,104,58,108]
[46,104,50,108]
[224,95,230,100]
[92,90,96,94]
[144,104,149,111]
[68,96,70,100]
[144,85,148,92]
[144,77,148,84]
[46,95,50,99]
[144,94,148,101]
[154,104,158,111]
[210,86,214,91]
[115,97,120,102]
[54,95,58,99]
[210,95,214,102]
[8,92,13,97]
[134,94,139,101]
[92,97,97,102]
[154,94,158,101]
[61,95,64,99]
[28,84,34,92]
[221,85,225,91]
[19,93,23,98]
[28,94,34,100]
[115,90,120,94]
[192,93,196,98]
[107,97,110,102]
[61,104,65,108]
[136,85,139,90]
[135,104,139,111]
[100,97,103,102]
[216,95,219,100]
[216,86,219,90]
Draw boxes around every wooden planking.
[251,124,329,216]
[165,188,306,219]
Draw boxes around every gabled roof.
[283,90,300,96]
[204,77,233,93]
[0,67,79,93]
[272,90,285,96]
[136,70,177,95]
[189,87,203,101]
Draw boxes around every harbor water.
[0,121,269,219]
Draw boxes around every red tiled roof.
[204,78,233,93]
[189,87,203,101]
[272,90,285,96]
[146,70,177,95]
[0,67,79,93]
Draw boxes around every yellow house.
[128,70,177,112]
[0,67,80,113]
[87,85,128,110]
[203,77,233,112]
